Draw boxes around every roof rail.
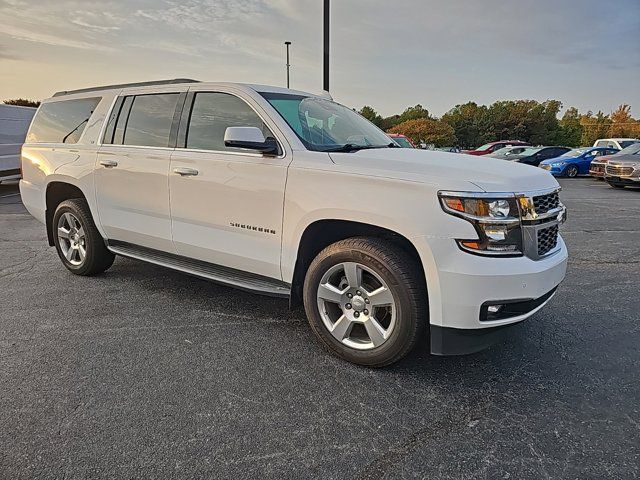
[52,78,200,97]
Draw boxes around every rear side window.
[186,92,273,152]
[122,94,180,147]
[27,97,101,144]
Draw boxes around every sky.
[1,0,639,117]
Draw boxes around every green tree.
[558,107,583,147]
[389,118,457,147]
[380,104,431,131]
[358,106,383,128]
[3,98,40,107]
[441,102,486,148]
[398,104,430,123]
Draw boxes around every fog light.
[482,225,507,241]
[487,305,502,314]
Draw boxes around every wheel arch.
[289,219,428,309]
[45,181,87,246]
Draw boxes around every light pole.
[284,41,291,88]
[323,0,330,93]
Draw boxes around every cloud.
[0,44,18,60]
[134,0,269,32]
[1,24,113,51]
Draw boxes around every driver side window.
[186,92,274,152]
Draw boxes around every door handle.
[99,159,118,168]
[173,167,199,177]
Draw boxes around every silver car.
[605,153,640,189]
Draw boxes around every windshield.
[619,140,640,149]
[617,142,640,155]
[475,143,494,152]
[260,93,392,152]
[392,137,414,148]
[518,147,543,156]
[561,148,588,158]
[491,147,513,156]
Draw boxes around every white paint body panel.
[19,81,568,333]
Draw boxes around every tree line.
[3,99,40,108]
[359,101,640,149]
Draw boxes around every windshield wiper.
[321,143,397,153]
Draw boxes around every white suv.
[20,79,568,366]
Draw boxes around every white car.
[0,104,36,182]
[593,138,639,150]
[20,79,568,366]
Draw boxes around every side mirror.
[224,127,279,155]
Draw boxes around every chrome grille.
[537,224,559,256]
[533,192,560,214]
[590,165,604,173]
[606,165,634,177]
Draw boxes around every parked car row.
[461,137,640,188]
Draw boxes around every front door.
[96,92,183,252]
[169,90,289,279]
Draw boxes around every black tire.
[610,184,625,189]
[303,237,427,367]
[566,165,579,178]
[52,199,115,276]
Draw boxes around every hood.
[608,155,640,165]
[328,148,559,193]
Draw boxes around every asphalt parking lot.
[1,178,638,479]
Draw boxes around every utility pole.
[284,41,291,89]
[323,0,330,93]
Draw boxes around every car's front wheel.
[53,199,115,276]
[303,237,427,367]
[566,165,579,177]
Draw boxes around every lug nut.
[356,290,361,296]
[347,293,353,298]
[363,309,369,316]
[345,303,352,310]
[354,311,360,318]
[365,298,370,304]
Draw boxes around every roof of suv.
[52,79,319,100]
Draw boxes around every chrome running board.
[106,240,290,298]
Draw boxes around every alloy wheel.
[316,262,396,350]
[57,212,87,266]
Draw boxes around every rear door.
[169,88,289,279]
[96,90,185,252]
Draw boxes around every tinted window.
[594,140,607,147]
[113,96,134,145]
[123,94,179,147]
[186,92,273,152]
[27,97,101,144]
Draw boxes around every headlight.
[439,193,522,256]
[556,162,567,167]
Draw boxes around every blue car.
[539,147,619,177]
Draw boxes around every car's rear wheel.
[303,237,427,367]
[53,199,115,276]
[566,165,579,177]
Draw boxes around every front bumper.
[605,176,640,186]
[540,164,565,176]
[412,234,568,355]
[589,164,606,178]
[431,287,557,355]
